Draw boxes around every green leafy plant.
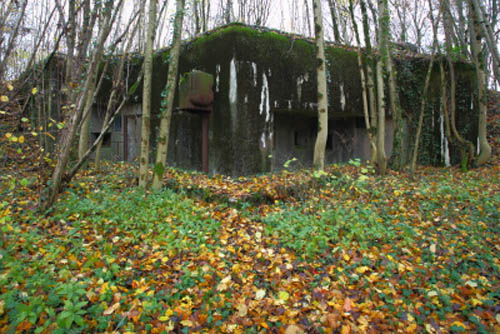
[56,299,88,329]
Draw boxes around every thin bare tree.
[349,0,377,161]
[327,0,342,43]
[441,0,475,166]
[469,0,492,165]
[469,0,500,86]
[0,0,28,81]
[139,0,159,188]
[152,0,186,189]
[375,0,389,175]
[312,0,329,170]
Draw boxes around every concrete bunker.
[56,24,477,176]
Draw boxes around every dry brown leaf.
[103,302,120,315]
[237,303,248,317]
[285,324,304,334]
[325,312,340,329]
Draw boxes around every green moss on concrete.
[397,57,477,166]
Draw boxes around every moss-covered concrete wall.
[93,23,476,175]
[397,59,477,166]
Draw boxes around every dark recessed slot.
[326,133,333,150]
[92,132,111,147]
[355,117,366,129]
[114,115,122,132]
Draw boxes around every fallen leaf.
[465,280,477,288]
[278,291,290,301]
[358,315,369,331]
[355,266,370,274]
[340,323,351,334]
[285,324,304,334]
[427,291,438,297]
[159,308,173,322]
[324,312,340,329]
[217,275,232,291]
[425,324,435,333]
[343,298,352,313]
[237,303,248,317]
[103,302,120,315]
[407,323,418,333]
[181,319,193,327]
[255,289,266,300]
[450,321,468,330]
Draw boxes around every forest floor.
[0,96,499,333]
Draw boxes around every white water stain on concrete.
[260,72,270,122]
[340,83,346,111]
[216,64,221,92]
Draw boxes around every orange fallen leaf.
[340,323,351,334]
[343,298,352,313]
[324,312,340,329]
[181,319,193,327]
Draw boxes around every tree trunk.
[138,0,158,188]
[441,0,475,167]
[193,0,200,33]
[440,61,454,159]
[470,0,500,86]
[0,0,28,81]
[77,99,92,160]
[349,0,376,159]
[304,0,312,37]
[469,1,492,165]
[375,59,387,175]
[376,0,389,175]
[410,52,437,172]
[202,0,208,32]
[152,0,186,190]
[455,0,470,58]
[327,0,342,43]
[225,0,232,23]
[78,73,98,160]
[411,0,440,172]
[64,0,77,95]
[386,43,404,170]
[312,0,329,170]
[360,0,378,163]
